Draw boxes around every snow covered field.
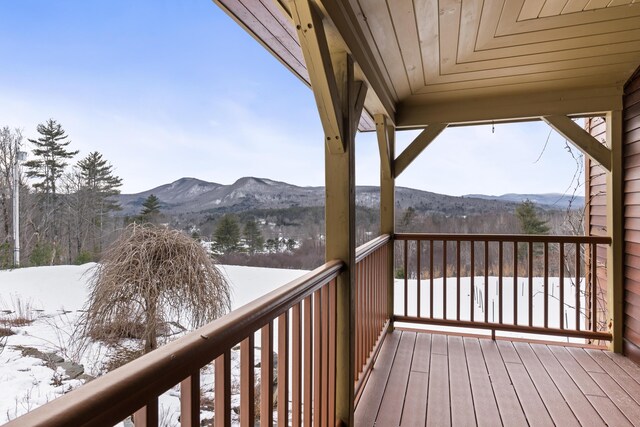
[0,264,306,425]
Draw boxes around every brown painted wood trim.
[395,233,611,244]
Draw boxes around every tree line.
[0,120,123,267]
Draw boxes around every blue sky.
[0,1,584,196]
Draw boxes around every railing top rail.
[355,233,391,262]
[394,232,611,244]
[8,260,344,427]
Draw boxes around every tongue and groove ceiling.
[214,0,640,130]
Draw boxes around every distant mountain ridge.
[464,193,584,209]
[117,177,582,216]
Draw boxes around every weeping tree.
[84,223,231,353]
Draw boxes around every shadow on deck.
[355,330,640,426]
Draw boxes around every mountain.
[117,177,576,217]
[463,193,584,209]
[118,177,322,216]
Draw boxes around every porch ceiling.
[214,0,640,129]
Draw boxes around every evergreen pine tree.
[24,119,78,196]
[24,119,78,250]
[140,194,161,220]
[214,214,241,254]
[243,219,264,254]
[77,151,123,253]
[77,151,122,213]
[515,200,550,235]
[516,200,550,264]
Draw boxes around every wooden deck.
[355,330,640,426]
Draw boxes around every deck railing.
[7,232,613,426]
[7,260,344,427]
[354,234,391,396]
[394,233,612,341]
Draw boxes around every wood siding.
[624,69,640,363]
[586,117,609,337]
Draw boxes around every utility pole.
[13,147,26,267]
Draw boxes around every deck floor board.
[356,330,640,426]
[462,337,502,427]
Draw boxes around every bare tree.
[0,127,23,244]
[84,223,231,353]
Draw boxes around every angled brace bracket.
[394,123,448,178]
[375,114,394,179]
[542,115,611,172]
[291,0,344,153]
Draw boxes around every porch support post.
[292,1,368,421]
[606,110,624,353]
[376,114,396,329]
[324,52,364,426]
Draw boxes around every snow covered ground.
[0,264,592,425]
[0,264,306,425]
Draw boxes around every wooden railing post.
[606,110,624,353]
[376,114,395,331]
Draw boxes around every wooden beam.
[375,114,392,179]
[325,52,358,426]
[375,114,395,331]
[352,81,368,135]
[394,123,448,178]
[542,115,612,171]
[291,0,344,153]
[317,0,396,122]
[396,86,623,127]
[606,110,624,353]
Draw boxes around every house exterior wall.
[622,69,640,362]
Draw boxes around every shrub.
[29,242,55,266]
[83,223,231,353]
[74,251,93,265]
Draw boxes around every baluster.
[240,336,255,427]
[528,241,533,327]
[470,241,475,322]
[484,241,489,324]
[576,243,581,331]
[303,297,312,426]
[591,243,598,332]
[215,350,231,427]
[514,241,518,325]
[278,313,289,426]
[320,287,329,425]
[430,239,434,318]
[499,241,503,324]
[456,240,461,321]
[313,290,322,427]
[134,399,158,427]
[292,305,302,427]
[328,279,337,425]
[181,371,200,427]
[404,240,408,317]
[544,242,549,329]
[443,240,447,320]
[261,323,273,427]
[355,261,361,375]
[559,243,565,330]
[417,241,422,317]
